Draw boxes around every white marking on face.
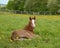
[32,19,35,27]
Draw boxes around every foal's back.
[11,30,35,40]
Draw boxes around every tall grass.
[0,14,60,48]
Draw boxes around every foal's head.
[29,16,36,28]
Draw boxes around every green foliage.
[6,0,60,13]
[7,0,25,10]
[24,0,48,11]
[47,0,59,13]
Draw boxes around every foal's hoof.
[35,35,39,37]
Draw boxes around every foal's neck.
[24,23,34,32]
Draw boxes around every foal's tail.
[11,32,15,41]
[11,35,14,41]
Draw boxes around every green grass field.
[0,14,60,48]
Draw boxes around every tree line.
[4,0,60,14]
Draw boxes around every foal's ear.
[29,17,32,20]
[34,16,36,20]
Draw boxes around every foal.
[11,16,36,41]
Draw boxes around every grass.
[0,14,60,48]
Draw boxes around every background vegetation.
[6,0,60,14]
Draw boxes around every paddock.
[0,14,60,48]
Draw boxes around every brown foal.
[11,16,36,41]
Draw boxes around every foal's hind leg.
[25,32,35,39]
